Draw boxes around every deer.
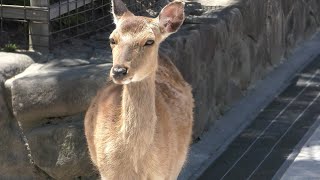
[84,0,194,179]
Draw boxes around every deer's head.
[109,0,185,84]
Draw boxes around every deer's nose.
[112,66,128,77]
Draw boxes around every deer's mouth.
[111,76,133,85]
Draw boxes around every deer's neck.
[121,72,157,152]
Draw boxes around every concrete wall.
[0,0,319,178]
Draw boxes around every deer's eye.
[144,40,155,46]
[110,38,116,45]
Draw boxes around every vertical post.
[29,0,49,53]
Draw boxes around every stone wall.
[164,0,320,137]
[0,0,319,178]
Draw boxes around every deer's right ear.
[111,0,133,24]
[158,1,185,35]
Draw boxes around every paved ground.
[280,124,320,180]
[198,55,320,180]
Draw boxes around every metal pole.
[0,0,3,41]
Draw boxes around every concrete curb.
[179,31,320,180]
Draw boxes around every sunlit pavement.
[279,122,320,179]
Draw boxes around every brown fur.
[84,1,194,179]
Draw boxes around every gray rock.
[41,58,90,68]
[5,63,112,129]
[0,79,48,179]
[26,114,98,180]
[0,52,34,80]
[90,49,113,64]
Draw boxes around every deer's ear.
[111,0,133,24]
[158,1,185,34]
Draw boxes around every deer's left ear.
[112,0,133,24]
[158,1,185,34]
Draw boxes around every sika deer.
[84,1,194,179]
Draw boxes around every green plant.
[2,43,18,52]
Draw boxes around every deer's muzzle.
[112,65,128,78]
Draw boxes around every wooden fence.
[0,0,167,52]
[0,0,97,52]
